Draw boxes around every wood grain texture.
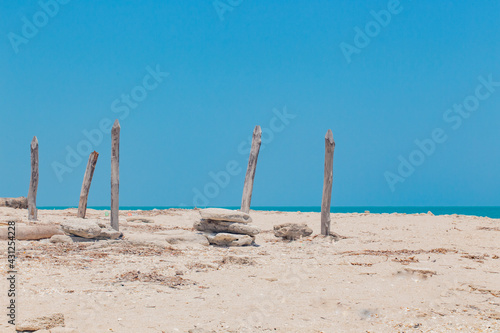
[111,120,120,231]
[77,151,99,218]
[241,126,262,213]
[28,136,39,221]
[321,129,335,235]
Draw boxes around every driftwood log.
[77,151,99,218]
[241,125,262,213]
[321,129,335,236]
[111,120,120,231]
[0,197,28,209]
[28,136,39,221]
[0,225,63,240]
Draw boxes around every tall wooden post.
[111,120,120,231]
[321,129,335,235]
[77,151,99,218]
[241,126,262,213]
[28,136,39,221]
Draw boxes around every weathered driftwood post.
[77,151,99,218]
[110,120,120,231]
[28,136,39,221]
[321,129,335,235]
[241,126,262,213]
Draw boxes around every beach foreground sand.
[0,208,499,332]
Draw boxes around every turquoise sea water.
[38,206,500,219]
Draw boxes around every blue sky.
[1,0,500,207]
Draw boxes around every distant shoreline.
[35,206,500,218]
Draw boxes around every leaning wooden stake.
[241,126,262,213]
[28,136,39,221]
[111,120,120,231]
[77,151,99,218]
[321,129,335,235]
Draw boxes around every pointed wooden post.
[111,120,120,231]
[321,129,335,235]
[77,151,99,218]
[28,136,39,221]
[241,126,262,213]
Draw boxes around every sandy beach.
[0,207,499,332]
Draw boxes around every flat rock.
[160,230,209,246]
[194,220,260,236]
[204,232,254,247]
[97,227,122,240]
[124,233,170,248]
[50,235,73,244]
[61,219,101,238]
[274,223,313,240]
[16,313,64,331]
[199,208,252,224]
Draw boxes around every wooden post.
[110,120,120,231]
[241,125,262,213]
[77,151,99,218]
[321,129,335,235]
[28,136,39,221]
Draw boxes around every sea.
[38,206,500,219]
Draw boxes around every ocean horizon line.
[35,206,500,218]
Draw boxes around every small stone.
[98,227,122,240]
[126,217,154,223]
[50,235,73,244]
[427,211,434,216]
[61,219,101,238]
[194,220,260,236]
[16,313,64,331]
[204,232,254,246]
[199,208,252,224]
[96,220,109,228]
[273,223,313,240]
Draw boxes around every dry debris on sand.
[0,207,499,332]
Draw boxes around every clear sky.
[1,0,500,207]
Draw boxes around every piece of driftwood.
[77,151,99,218]
[111,120,120,231]
[241,126,262,213]
[0,225,63,240]
[0,197,28,209]
[321,129,335,236]
[28,136,39,221]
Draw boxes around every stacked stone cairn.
[194,208,260,246]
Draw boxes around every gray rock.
[16,313,64,331]
[49,235,73,244]
[199,208,252,223]
[98,227,122,240]
[274,223,313,240]
[61,219,101,238]
[204,232,254,246]
[194,220,260,236]
[160,230,209,246]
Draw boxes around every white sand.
[0,207,499,332]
